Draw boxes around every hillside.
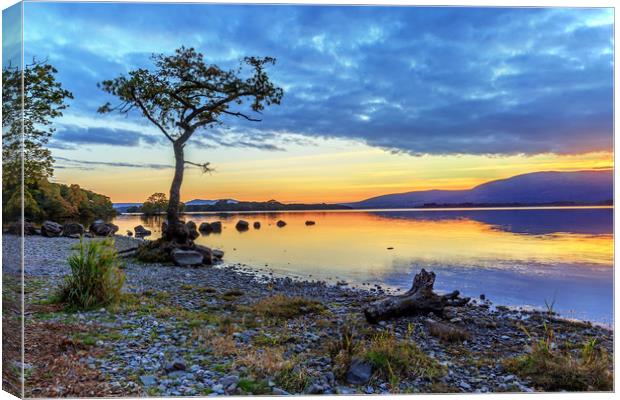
[346,170,613,209]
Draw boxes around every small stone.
[140,375,157,387]
[459,381,472,391]
[272,387,291,395]
[346,359,373,385]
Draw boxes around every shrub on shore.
[57,238,125,310]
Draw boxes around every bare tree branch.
[184,160,214,173]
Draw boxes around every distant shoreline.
[118,204,613,216]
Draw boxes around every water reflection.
[113,207,613,323]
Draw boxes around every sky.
[10,3,615,202]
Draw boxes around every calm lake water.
[113,207,613,324]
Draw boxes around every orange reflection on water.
[113,209,613,280]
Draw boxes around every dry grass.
[235,346,290,376]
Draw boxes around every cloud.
[54,156,173,170]
[24,4,613,156]
[50,125,164,149]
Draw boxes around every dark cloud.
[24,4,613,155]
[50,125,164,149]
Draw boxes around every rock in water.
[253,221,261,229]
[276,220,287,227]
[194,244,213,265]
[210,221,222,232]
[199,222,213,233]
[89,220,119,236]
[41,220,63,237]
[126,230,133,237]
[346,359,373,385]
[305,220,316,226]
[134,225,152,237]
[170,249,204,267]
[236,220,249,231]
[6,219,37,235]
[186,221,199,240]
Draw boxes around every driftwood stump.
[364,269,470,324]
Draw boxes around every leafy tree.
[141,192,168,215]
[98,47,283,243]
[2,60,73,188]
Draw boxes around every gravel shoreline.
[9,234,614,395]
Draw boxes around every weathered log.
[363,269,470,324]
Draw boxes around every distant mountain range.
[345,170,613,209]
[113,170,613,213]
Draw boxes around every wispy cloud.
[55,156,173,170]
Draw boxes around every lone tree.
[99,47,283,244]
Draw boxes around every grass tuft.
[504,324,612,391]
[57,238,125,310]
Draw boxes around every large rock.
[6,220,37,235]
[305,220,316,226]
[346,359,373,385]
[276,220,287,227]
[89,220,119,237]
[170,249,204,267]
[236,220,249,231]
[198,222,213,233]
[134,225,152,237]
[193,244,213,265]
[62,222,85,237]
[41,220,63,237]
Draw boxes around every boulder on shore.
[236,220,249,231]
[212,249,224,260]
[170,248,204,267]
[193,244,213,265]
[41,220,63,237]
[253,221,261,229]
[89,220,119,237]
[62,222,85,237]
[6,220,37,235]
[134,225,152,237]
[276,220,287,227]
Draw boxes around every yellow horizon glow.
[52,141,613,203]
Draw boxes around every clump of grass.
[253,295,325,319]
[329,323,359,379]
[504,323,612,391]
[273,364,310,393]
[362,331,445,385]
[57,238,125,310]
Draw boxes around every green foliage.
[3,60,73,188]
[3,177,116,222]
[58,238,125,310]
[237,378,271,395]
[141,192,168,215]
[505,324,612,391]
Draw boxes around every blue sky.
[11,3,616,202]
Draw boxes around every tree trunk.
[363,269,470,324]
[164,141,189,244]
